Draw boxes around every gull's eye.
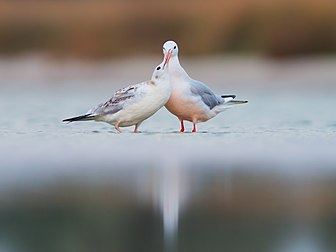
[156,66,161,70]
[174,46,176,49]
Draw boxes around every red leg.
[179,120,185,132]
[192,123,197,133]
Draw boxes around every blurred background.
[0,0,335,58]
[0,0,336,252]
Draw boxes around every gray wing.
[189,79,223,109]
[89,83,144,115]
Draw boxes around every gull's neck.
[169,55,190,78]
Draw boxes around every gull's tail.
[225,100,248,105]
[62,114,95,123]
[213,95,248,113]
[221,95,248,105]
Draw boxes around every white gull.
[163,40,248,132]
[63,59,171,133]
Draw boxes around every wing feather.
[89,82,146,115]
[189,79,223,109]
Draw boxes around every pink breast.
[166,94,209,122]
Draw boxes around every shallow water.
[0,57,336,252]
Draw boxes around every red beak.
[163,50,172,69]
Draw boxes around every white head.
[151,59,170,81]
[163,40,179,64]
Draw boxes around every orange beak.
[163,49,172,69]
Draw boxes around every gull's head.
[163,40,178,56]
[163,40,178,65]
[152,61,169,81]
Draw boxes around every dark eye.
[174,46,176,49]
[156,66,161,70]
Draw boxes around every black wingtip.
[62,118,73,123]
[221,95,236,99]
[62,114,94,123]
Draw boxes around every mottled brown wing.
[90,82,145,115]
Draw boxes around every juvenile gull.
[163,40,248,132]
[63,59,171,133]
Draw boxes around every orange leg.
[180,120,185,132]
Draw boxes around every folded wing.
[89,82,145,116]
[189,79,223,109]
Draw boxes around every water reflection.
[0,155,335,252]
[160,163,180,252]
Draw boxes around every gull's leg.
[134,123,141,133]
[192,122,197,133]
[179,119,185,132]
[114,123,122,133]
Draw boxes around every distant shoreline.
[0,55,335,90]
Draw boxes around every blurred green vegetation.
[0,0,335,58]
[1,206,336,252]
[0,206,163,252]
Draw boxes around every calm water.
[0,57,336,252]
